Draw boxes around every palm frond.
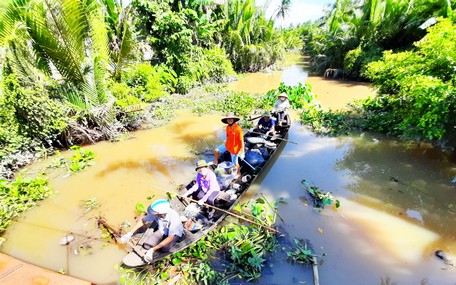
[40,0,87,84]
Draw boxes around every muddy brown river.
[1,55,455,284]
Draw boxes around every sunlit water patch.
[2,66,455,284]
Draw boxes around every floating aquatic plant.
[287,239,315,266]
[301,179,340,209]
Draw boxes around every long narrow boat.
[122,119,290,267]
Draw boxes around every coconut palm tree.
[273,0,291,21]
[0,0,119,142]
[100,0,137,81]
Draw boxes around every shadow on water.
[1,57,455,284]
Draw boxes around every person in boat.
[182,159,230,206]
[120,199,184,261]
[214,112,244,176]
[253,111,276,137]
[271,92,291,133]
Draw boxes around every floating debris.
[406,209,424,223]
[435,250,454,266]
[59,235,75,246]
[301,180,340,209]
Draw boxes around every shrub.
[0,175,51,233]
[122,63,167,102]
[202,47,235,82]
[109,81,141,109]
[396,75,453,140]
[1,75,67,146]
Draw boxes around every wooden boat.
[122,119,291,267]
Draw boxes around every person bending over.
[120,199,184,263]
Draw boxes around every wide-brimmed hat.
[262,111,271,117]
[195,159,209,170]
[221,112,240,124]
[278,92,288,99]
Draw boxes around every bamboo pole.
[249,131,297,144]
[312,256,320,285]
[260,193,284,223]
[149,184,279,233]
[97,217,136,248]
[173,192,279,233]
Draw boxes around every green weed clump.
[47,147,95,173]
[287,239,315,266]
[0,175,52,233]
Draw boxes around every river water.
[1,56,455,284]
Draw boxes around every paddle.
[261,193,284,223]
[248,115,263,121]
[239,155,256,172]
[249,131,297,144]
[170,191,279,233]
[97,217,136,248]
[150,184,279,233]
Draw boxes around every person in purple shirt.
[183,159,228,206]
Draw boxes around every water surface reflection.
[2,60,455,284]
[257,127,456,285]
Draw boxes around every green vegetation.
[301,180,340,209]
[0,0,288,181]
[261,82,315,110]
[68,146,95,172]
[119,198,278,284]
[80,197,101,214]
[0,175,51,233]
[302,0,453,79]
[287,239,315,266]
[301,18,456,142]
[47,147,95,173]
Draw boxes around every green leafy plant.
[135,203,145,215]
[122,63,168,102]
[221,92,256,118]
[261,82,315,110]
[306,19,456,142]
[69,146,95,172]
[80,197,100,214]
[287,239,315,265]
[47,154,66,169]
[0,175,51,233]
[301,180,340,209]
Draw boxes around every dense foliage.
[302,18,456,142]
[303,0,454,79]
[0,175,51,233]
[0,0,287,180]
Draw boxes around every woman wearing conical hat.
[214,112,244,176]
[271,92,291,132]
[272,92,290,113]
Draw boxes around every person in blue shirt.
[254,111,276,137]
